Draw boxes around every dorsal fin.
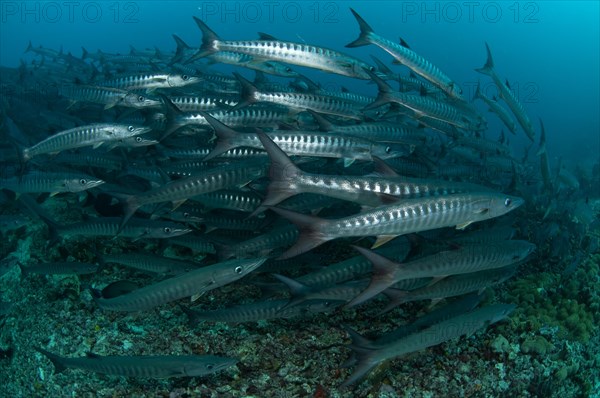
[258,32,278,41]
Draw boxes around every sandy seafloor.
[0,194,599,398]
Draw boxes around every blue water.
[1,1,598,164]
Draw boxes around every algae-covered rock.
[521,336,554,355]
[491,335,511,354]
[555,362,580,382]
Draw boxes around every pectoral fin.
[372,234,398,248]
[455,221,473,230]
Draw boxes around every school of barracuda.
[4,7,591,390]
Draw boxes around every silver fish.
[0,172,104,194]
[255,132,494,212]
[115,159,267,230]
[347,8,463,99]
[473,81,517,134]
[20,261,99,275]
[341,303,515,386]
[93,257,266,312]
[233,73,364,120]
[270,192,524,259]
[101,253,198,275]
[475,43,535,141]
[189,17,375,79]
[98,73,202,91]
[22,123,152,161]
[346,240,535,307]
[182,298,343,325]
[203,112,402,165]
[365,70,483,131]
[35,347,236,378]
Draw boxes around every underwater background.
[2,1,599,163]
[0,1,599,397]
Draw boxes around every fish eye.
[138,95,145,102]
[206,363,214,370]
[79,179,87,185]
[163,227,172,233]
[234,266,243,274]
[504,198,512,207]
[285,67,292,72]
[128,125,135,132]
[135,136,143,142]
[385,146,391,153]
[182,75,189,80]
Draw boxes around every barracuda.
[217,224,298,260]
[59,85,161,110]
[162,96,293,139]
[308,110,430,147]
[160,146,267,161]
[365,71,484,131]
[191,190,262,213]
[98,73,202,91]
[182,298,343,325]
[295,244,411,288]
[451,134,511,156]
[115,160,268,230]
[167,234,216,254]
[274,276,370,308]
[347,9,463,99]
[22,123,152,161]
[168,95,238,112]
[473,81,517,134]
[0,172,104,194]
[93,257,266,312]
[20,261,100,275]
[476,43,536,141]
[341,303,515,387]
[202,112,402,164]
[233,73,364,119]
[55,217,192,241]
[189,17,375,80]
[346,240,535,307]
[101,253,198,275]
[254,132,492,212]
[380,266,518,314]
[269,192,524,259]
[35,347,237,378]
[371,293,484,347]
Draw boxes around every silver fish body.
[272,192,524,259]
[190,17,374,79]
[347,9,463,99]
[35,347,236,378]
[94,257,266,312]
[22,123,151,161]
